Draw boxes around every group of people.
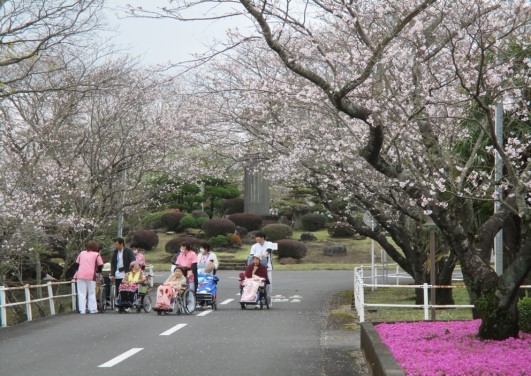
[73,237,148,314]
[73,231,272,314]
[156,241,218,310]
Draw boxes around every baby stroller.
[196,271,219,310]
[239,273,270,310]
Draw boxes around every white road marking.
[98,348,143,368]
[159,323,187,336]
[196,309,212,316]
[221,299,234,305]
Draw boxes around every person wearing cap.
[240,255,268,304]
[101,262,112,307]
[244,254,268,280]
[117,261,146,309]
[249,231,274,303]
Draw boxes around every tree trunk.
[477,293,519,340]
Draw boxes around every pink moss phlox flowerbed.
[375,320,530,375]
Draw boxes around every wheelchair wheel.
[99,286,107,312]
[240,303,246,310]
[110,285,116,310]
[183,289,196,314]
[142,295,152,313]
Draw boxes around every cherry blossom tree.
[138,0,530,340]
[0,0,104,99]
[0,44,189,281]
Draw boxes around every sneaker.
[89,311,98,314]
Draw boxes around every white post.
[359,277,365,323]
[0,286,7,327]
[396,264,399,285]
[47,282,55,316]
[24,285,32,322]
[423,283,429,321]
[71,281,77,312]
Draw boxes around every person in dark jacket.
[110,237,135,293]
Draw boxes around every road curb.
[360,322,405,376]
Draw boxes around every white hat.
[102,262,111,272]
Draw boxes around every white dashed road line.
[220,299,234,305]
[159,323,187,336]
[196,309,213,317]
[98,348,144,368]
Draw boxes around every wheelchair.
[116,276,153,313]
[154,284,196,315]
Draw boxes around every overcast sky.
[103,0,245,65]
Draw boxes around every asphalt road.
[0,270,364,376]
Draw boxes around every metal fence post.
[0,285,6,327]
[24,285,33,322]
[71,281,77,312]
[423,283,429,321]
[47,282,55,316]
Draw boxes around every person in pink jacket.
[74,241,104,314]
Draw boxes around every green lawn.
[144,229,374,271]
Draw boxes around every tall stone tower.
[243,166,270,215]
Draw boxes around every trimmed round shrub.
[277,239,307,260]
[180,214,197,229]
[228,213,263,231]
[300,232,318,241]
[209,234,230,248]
[191,210,209,219]
[327,221,356,238]
[140,211,166,229]
[235,226,248,238]
[201,218,236,238]
[196,217,209,227]
[164,236,203,254]
[261,224,293,242]
[160,211,187,232]
[126,230,159,251]
[220,198,244,215]
[301,213,327,231]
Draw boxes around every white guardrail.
[0,264,155,328]
[0,281,77,327]
[353,265,529,323]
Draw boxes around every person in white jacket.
[249,231,275,304]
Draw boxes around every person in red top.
[74,240,104,314]
[175,242,198,291]
[244,255,268,281]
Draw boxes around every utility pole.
[117,145,128,238]
[494,103,503,275]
